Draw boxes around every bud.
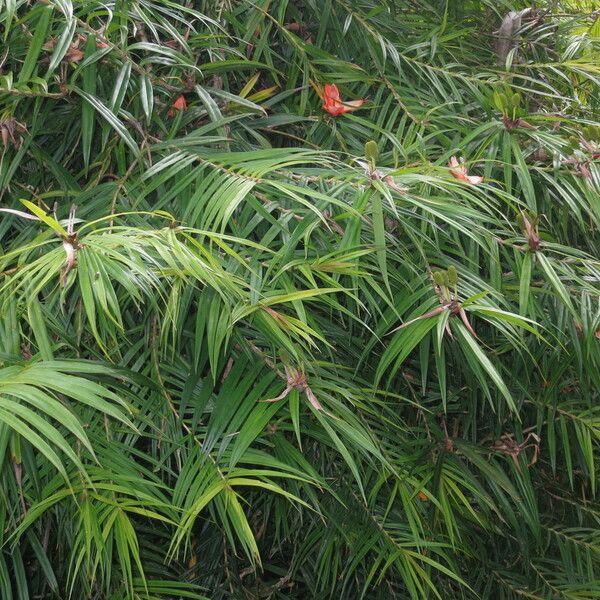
[493,91,507,113]
[447,265,458,286]
[433,271,445,287]
[364,140,379,168]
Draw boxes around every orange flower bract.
[322,84,365,117]
[168,95,187,117]
[448,156,484,185]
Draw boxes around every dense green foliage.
[1,0,600,598]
